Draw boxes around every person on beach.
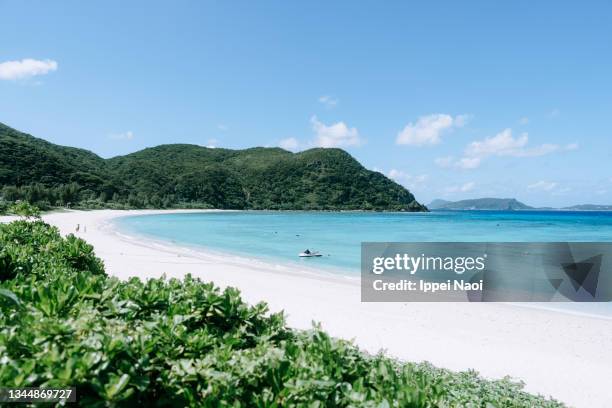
[76,224,80,232]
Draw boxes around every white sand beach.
[4,209,612,407]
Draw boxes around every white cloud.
[445,181,476,193]
[461,181,476,192]
[387,169,406,179]
[434,156,481,170]
[435,126,578,171]
[436,155,481,170]
[453,128,576,169]
[465,128,529,157]
[108,131,134,140]
[387,169,428,190]
[519,117,529,125]
[0,58,58,80]
[456,157,481,169]
[318,95,338,108]
[528,180,558,191]
[434,156,454,168]
[206,138,218,148]
[310,116,362,148]
[548,109,560,118]
[279,137,299,151]
[217,124,228,131]
[396,113,469,146]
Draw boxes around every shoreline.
[113,213,612,321]
[3,209,612,407]
[111,214,359,284]
[109,218,360,288]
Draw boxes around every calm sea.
[117,210,612,271]
[116,210,612,317]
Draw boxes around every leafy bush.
[0,220,563,407]
[0,199,9,215]
[7,201,41,219]
[0,220,104,282]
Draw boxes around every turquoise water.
[116,210,612,316]
[117,210,612,273]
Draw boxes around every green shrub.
[7,201,41,219]
[0,220,564,407]
[0,220,104,282]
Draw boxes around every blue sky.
[1,0,611,207]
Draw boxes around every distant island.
[0,122,426,212]
[428,198,532,210]
[429,197,612,211]
[562,204,612,211]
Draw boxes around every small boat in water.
[299,249,323,257]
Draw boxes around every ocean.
[116,210,612,272]
[115,210,612,317]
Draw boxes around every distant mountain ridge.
[562,204,612,211]
[428,198,533,210]
[0,122,426,211]
[429,197,612,211]
[428,199,452,209]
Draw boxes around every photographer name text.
[372,279,483,293]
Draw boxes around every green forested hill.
[0,122,426,211]
[0,122,111,188]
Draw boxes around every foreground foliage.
[0,220,563,407]
[0,122,426,211]
[5,201,42,218]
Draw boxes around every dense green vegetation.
[0,122,426,211]
[5,201,42,218]
[0,218,564,406]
